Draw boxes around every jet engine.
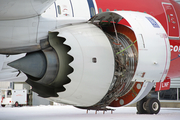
[8,11,170,109]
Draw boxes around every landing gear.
[136,98,160,114]
[136,98,147,114]
[145,98,160,114]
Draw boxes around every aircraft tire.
[145,98,160,114]
[136,98,147,114]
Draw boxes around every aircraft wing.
[0,0,56,20]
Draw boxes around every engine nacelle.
[90,11,170,83]
[8,11,170,108]
[52,11,170,107]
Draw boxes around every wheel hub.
[152,102,159,111]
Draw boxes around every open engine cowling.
[9,11,170,108]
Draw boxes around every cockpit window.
[99,8,103,13]
[106,9,110,11]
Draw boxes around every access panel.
[162,3,180,38]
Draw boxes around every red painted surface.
[155,77,171,91]
[95,0,180,79]
[109,82,143,107]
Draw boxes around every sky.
[0,105,180,120]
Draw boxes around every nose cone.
[8,51,47,79]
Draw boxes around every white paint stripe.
[93,0,98,14]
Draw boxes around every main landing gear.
[136,97,160,114]
[136,89,160,114]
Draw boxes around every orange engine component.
[109,82,143,107]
